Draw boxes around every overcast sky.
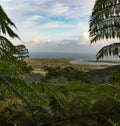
[0,0,111,54]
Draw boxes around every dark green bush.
[108,70,120,84]
[42,66,92,83]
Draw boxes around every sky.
[0,0,112,54]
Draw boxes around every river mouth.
[70,59,120,66]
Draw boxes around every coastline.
[28,57,120,66]
[27,58,120,84]
[29,52,120,66]
[70,59,120,66]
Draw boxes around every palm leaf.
[0,36,30,73]
[0,5,20,39]
[14,44,29,58]
[96,43,120,60]
[89,0,120,43]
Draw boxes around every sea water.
[29,52,95,59]
[29,52,120,65]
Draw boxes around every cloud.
[27,32,90,46]
[1,0,99,54]
[24,29,105,54]
[38,20,73,29]
[2,0,95,20]
[37,3,76,18]
[49,0,95,17]
[28,39,43,44]
[58,32,90,46]
[27,15,45,21]
[78,32,90,45]
[1,0,94,29]
[35,2,94,19]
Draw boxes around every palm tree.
[89,0,120,60]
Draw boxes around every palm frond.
[0,36,30,72]
[14,45,29,58]
[0,5,20,39]
[96,42,120,60]
[89,0,120,43]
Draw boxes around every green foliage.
[42,66,92,84]
[89,0,120,60]
[108,70,120,84]
[0,4,35,126]
[55,83,120,126]
[0,98,35,126]
[96,43,120,60]
[1,3,120,126]
[0,98,24,125]
[0,5,20,39]
[89,0,120,43]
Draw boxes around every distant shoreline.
[28,57,120,66]
[29,52,120,66]
[70,59,120,66]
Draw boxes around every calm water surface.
[30,52,120,65]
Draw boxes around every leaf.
[89,0,120,43]
[96,42,120,60]
[0,5,20,39]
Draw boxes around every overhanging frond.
[0,36,29,74]
[89,0,120,43]
[96,42,120,60]
[0,5,20,39]
[14,45,29,58]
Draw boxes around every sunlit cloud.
[27,32,90,46]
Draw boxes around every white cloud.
[60,0,95,17]
[1,0,99,54]
[27,15,44,21]
[38,20,73,29]
[28,39,43,44]
[77,22,89,32]
[27,32,90,46]
[35,2,93,18]
[1,0,95,20]
[77,32,90,45]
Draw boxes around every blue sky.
[0,0,110,54]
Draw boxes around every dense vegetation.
[41,66,92,84]
[1,0,120,125]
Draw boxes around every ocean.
[29,52,96,59]
[29,52,120,65]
